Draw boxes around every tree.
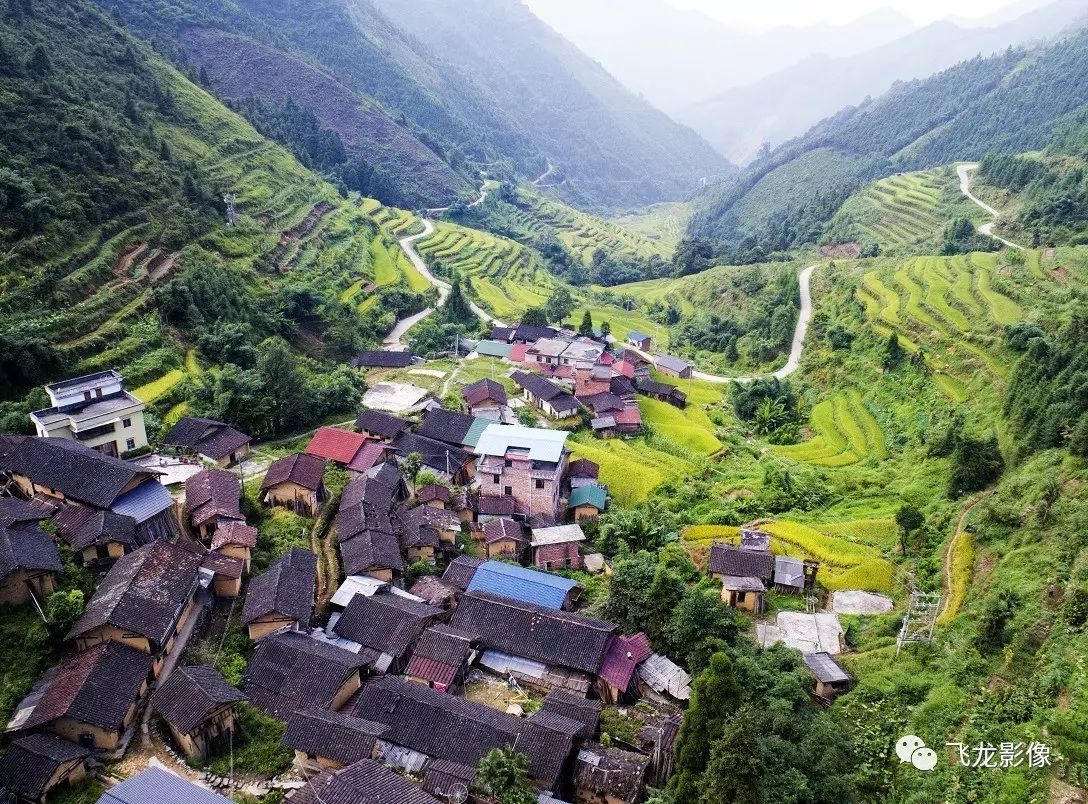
[516,406,537,426]
[26,43,51,76]
[578,309,594,337]
[403,452,423,493]
[670,653,742,803]
[475,748,536,804]
[256,338,308,435]
[600,320,611,337]
[894,505,925,555]
[521,306,548,327]
[545,286,574,322]
[445,272,475,325]
[700,710,764,804]
[45,590,84,638]
[882,332,904,371]
[948,434,1004,497]
[665,586,740,673]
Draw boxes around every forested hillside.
[0,0,421,438]
[686,27,1088,262]
[373,0,733,210]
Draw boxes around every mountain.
[371,0,733,210]
[522,0,916,118]
[686,25,1088,254]
[683,0,1088,163]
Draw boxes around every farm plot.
[835,171,949,249]
[774,390,887,467]
[567,433,696,505]
[521,190,664,265]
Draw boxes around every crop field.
[774,390,887,467]
[855,253,1020,391]
[639,398,722,456]
[567,432,696,505]
[843,171,949,247]
[681,521,896,593]
[415,222,556,321]
[816,519,898,550]
[607,202,692,257]
[938,531,975,624]
[520,191,665,264]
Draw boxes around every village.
[0,318,872,804]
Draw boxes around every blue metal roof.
[110,481,174,524]
[467,560,577,610]
[98,767,233,804]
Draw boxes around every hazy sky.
[665,0,1041,30]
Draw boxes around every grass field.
[567,432,697,505]
[133,369,184,403]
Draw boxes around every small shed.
[151,666,246,761]
[481,517,527,560]
[569,485,607,522]
[803,652,852,702]
[721,575,766,613]
[0,733,90,803]
[626,332,652,351]
[260,453,326,516]
[530,524,586,571]
[573,742,649,804]
[590,414,617,439]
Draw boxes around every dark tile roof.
[67,540,202,646]
[53,504,137,551]
[243,631,372,719]
[598,633,653,692]
[610,376,637,397]
[151,666,245,734]
[0,516,62,580]
[422,759,476,799]
[243,548,317,627]
[210,521,257,550]
[440,555,485,590]
[418,409,477,447]
[511,371,565,401]
[351,350,416,368]
[574,742,649,801]
[340,526,404,577]
[25,642,152,732]
[293,759,441,804]
[350,676,574,786]
[185,469,242,527]
[411,624,475,667]
[567,459,599,479]
[539,690,602,740]
[161,417,250,462]
[490,325,516,342]
[332,592,442,658]
[707,543,774,581]
[398,505,457,550]
[408,576,457,607]
[341,475,399,515]
[390,433,473,475]
[581,392,626,414]
[476,495,517,516]
[354,409,410,440]
[261,453,325,492]
[4,437,158,509]
[0,498,47,525]
[417,484,451,504]
[655,354,691,373]
[282,708,388,766]
[462,378,507,407]
[0,733,90,801]
[450,591,615,674]
[635,378,686,403]
[482,518,524,544]
[512,324,557,343]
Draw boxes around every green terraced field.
[567,432,696,505]
[856,253,1020,389]
[520,190,665,265]
[639,397,722,456]
[607,202,692,257]
[830,170,964,250]
[775,390,887,467]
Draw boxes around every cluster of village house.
[0,327,850,804]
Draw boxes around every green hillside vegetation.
[0,0,431,437]
[607,202,692,258]
[687,29,1088,261]
[824,168,987,254]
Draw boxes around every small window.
[504,486,513,496]
[493,475,500,484]
[83,391,92,402]
[534,479,544,489]
[126,439,136,451]
[504,459,512,468]
[122,418,131,428]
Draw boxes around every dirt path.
[956,163,1025,251]
[939,489,993,619]
[625,262,819,383]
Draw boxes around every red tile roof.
[306,427,368,466]
[404,655,459,687]
[346,441,386,473]
[211,521,257,550]
[614,406,642,426]
[509,344,528,363]
[615,360,635,379]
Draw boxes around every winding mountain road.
[956,163,1025,251]
[382,216,504,348]
[626,263,819,384]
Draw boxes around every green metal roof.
[463,416,494,448]
[474,340,513,358]
[569,485,607,511]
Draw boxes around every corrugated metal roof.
[474,424,569,463]
[463,417,493,449]
[99,767,232,804]
[530,524,586,547]
[467,560,576,609]
[803,651,851,684]
[569,486,607,511]
[474,340,513,358]
[110,481,173,525]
